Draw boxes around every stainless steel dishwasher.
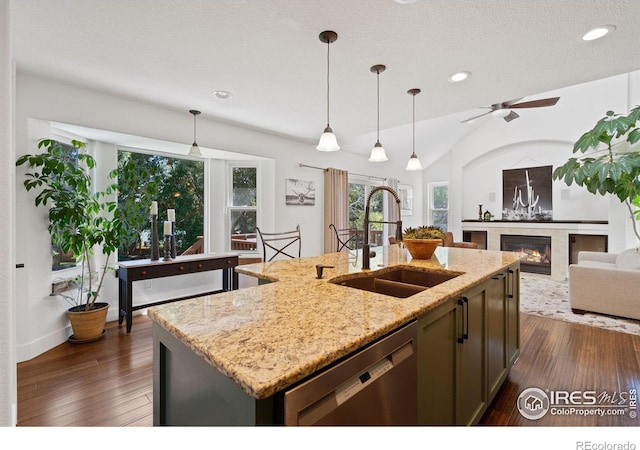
[283,321,417,425]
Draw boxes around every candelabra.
[150,214,160,261]
[163,235,173,261]
[171,222,177,259]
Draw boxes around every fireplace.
[500,234,551,275]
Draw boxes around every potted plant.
[16,139,126,342]
[553,106,640,242]
[402,225,446,259]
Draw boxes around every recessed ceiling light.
[448,71,471,82]
[582,25,615,41]
[213,90,232,99]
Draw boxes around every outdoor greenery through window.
[51,142,79,271]
[229,166,258,252]
[430,182,449,231]
[349,179,384,246]
[117,151,205,260]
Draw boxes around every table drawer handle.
[197,263,203,269]
[226,260,233,265]
[140,270,147,276]
[179,266,185,271]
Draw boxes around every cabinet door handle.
[462,296,469,340]
[457,298,465,344]
[508,269,515,298]
[492,273,506,280]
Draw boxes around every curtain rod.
[298,163,386,181]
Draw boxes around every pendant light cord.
[412,92,416,156]
[193,113,197,145]
[326,40,330,127]
[376,69,380,141]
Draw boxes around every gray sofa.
[569,249,640,320]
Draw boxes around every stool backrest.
[329,224,362,252]
[256,225,301,261]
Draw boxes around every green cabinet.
[486,271,508,402]
[506,265,521,367]
[417,262,520,425]
[456,284,487,426]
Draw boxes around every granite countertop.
[147,245,522,400]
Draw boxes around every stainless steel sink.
[330,266,463,298]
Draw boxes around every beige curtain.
[384,178,399,244]
[324,168,349,254]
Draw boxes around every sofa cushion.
[615,248,640,270]
[578,260,617,269]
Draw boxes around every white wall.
[434,72,640,252]
[0,0,16,427]
[13,73,424,361]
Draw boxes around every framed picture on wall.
[285,179,315,205]
[502,165,552,220]
[398,184,413,216]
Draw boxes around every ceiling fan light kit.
[188,109,202,156]
[316,30,340,152]
[405,88,423,171]
[369,64,388,162]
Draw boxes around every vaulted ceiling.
[10,0,640,163]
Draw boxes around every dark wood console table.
[118,253,239,332]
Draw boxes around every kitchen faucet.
[362,186,403,270]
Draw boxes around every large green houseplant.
[16,139,126,341]
[553,106,640,241]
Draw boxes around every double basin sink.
[330,266,463,298]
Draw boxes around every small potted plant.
[16,139,126,342]
[402,226,446,259]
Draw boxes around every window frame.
[429,181,449,231]
[115,146,207,259]
[227,162,260,254]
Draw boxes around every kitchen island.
[148,245,523,425]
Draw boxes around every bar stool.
[256,225,301,262]
[329,224,362,252]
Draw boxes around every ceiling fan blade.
[509,97,560,109]
[501,98,524,107]
[461,110,492,123]
[504,111,520,122]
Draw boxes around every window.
[228,165,258,253]
[117,150,205,260]
[349,177,383,246]
[52,142,79,271]
[430,182,449,231]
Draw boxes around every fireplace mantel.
[462,221,609,281]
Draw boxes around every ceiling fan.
[461,96,560,123]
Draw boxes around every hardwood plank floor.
[17,312,640,427]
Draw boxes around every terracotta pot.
[66,302,109,342]
[403,239,442,259]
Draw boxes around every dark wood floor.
[17,312,640,427]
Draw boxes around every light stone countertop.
[147,245,523,400]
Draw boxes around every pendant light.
[316,30,340,152]
[188,109,202,156]
[369,65,388,162]
[405,89,424,171]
